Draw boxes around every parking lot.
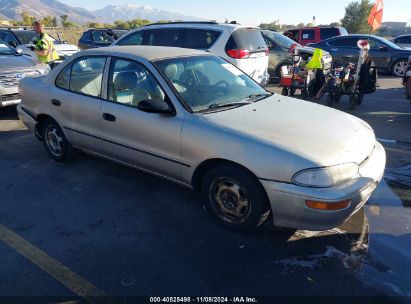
[1,76,410,302]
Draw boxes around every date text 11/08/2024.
[149,297,258,303]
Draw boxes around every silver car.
[0,40,49,108]
[17,46,386,231]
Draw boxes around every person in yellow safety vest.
[32,20,59,68]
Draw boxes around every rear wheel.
[42,118,74,162]
[201,164,271,231]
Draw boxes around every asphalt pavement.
[0,76,410,303]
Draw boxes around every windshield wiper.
[208,101,252,109]
[243,92,272,102]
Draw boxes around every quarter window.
[81,32,93,42]
[55,57,106,98]
[107,58,167,107]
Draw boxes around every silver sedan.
[17,46,386,231]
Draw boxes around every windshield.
[0,40,16,55]
[12,30,37,44]
[154,55,269,112]
[264,31,299,49]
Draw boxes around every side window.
[369,38,384,49]
[184,29,221,49]
[116,32,144,46]
[320,28,339,40]
[328,37,358,47]
[301,29,315,40]
[69,57,106,97]
[145,28,184,47]
[262,36,275,49]
[81,32,93,42]
[108,58,167,107]
[92,31,113,43]
[55,64,71,90]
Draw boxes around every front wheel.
[391,59,408,77]
[201,164,271,231]
[42,118,74,162]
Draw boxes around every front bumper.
[261,142,386,230]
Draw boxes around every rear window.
[225,28,267,53]
[81,32,93,41]
[320,28,339,40]
[301,29,315,40]
[184,29,221,49]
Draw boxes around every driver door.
[100,57,184,180]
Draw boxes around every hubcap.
[210,178,251,224]
[394,61,407,77]
[46,127,63,156]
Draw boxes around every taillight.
[226,49,250,59]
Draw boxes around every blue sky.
[61,0,410,26]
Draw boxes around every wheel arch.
[34,113,58,140]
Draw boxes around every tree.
[341,0,373,34]
[42,15,54,27]
[87,22,104,28]
[60,15,75,27]
[329,22,341,27]
[21,12,36,26]
[52,16,58,27]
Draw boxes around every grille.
[0,93,21,102]
[0,69,41,88]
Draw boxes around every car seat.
[113,71,150,106]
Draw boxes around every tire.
[281,87,288,96]
[391,59,408,77]
[201,164,271,231]
[349,95,357,110]
[357,93,364,105]
[42,118,74,162]
[301,89,308,100]
[334,93,341,103]
[326,93,334,107]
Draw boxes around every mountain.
[0,0,99,23]
[0,0,204,24]
[92,4,203,23]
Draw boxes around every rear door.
[327,37,360,64]
[50,56,107,152]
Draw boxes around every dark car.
[392,35,411,49]
[283,26,348,46]
[261,30,332,80]
[308,34,411,77]
[78,29,129,50]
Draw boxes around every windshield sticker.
[222,63,243,76]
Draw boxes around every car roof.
[81,45,210,61]
[142,21,259,30]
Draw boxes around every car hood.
[0,54,38,70]
[202,95,375,167]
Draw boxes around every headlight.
[292,163,359,188]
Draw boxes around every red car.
[284,26,348,46]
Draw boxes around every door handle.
[51,99,61,106]
[102,113,116,122]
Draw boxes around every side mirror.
[8,41,17,48]
[137,99,174,114]
[378,45,388,52]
